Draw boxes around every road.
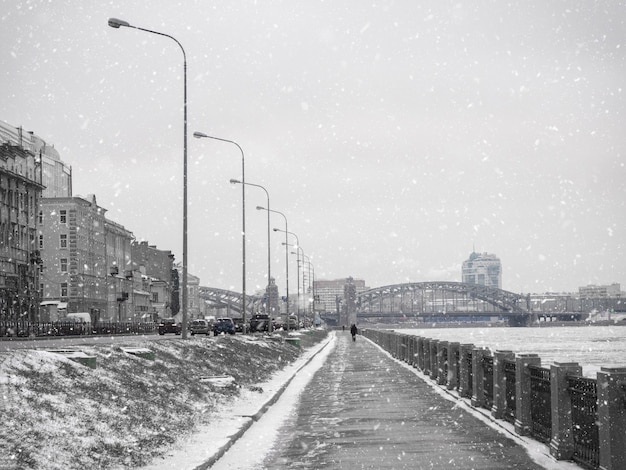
[0,332,168,351]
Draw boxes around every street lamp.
[276,228,301,328]
[257,206,289,323]
[231,179,272,333]
[108,17,189,338]
[290,247,304,327]
[194,132,247,331]
[300,253,314,327]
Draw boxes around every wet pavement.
[259,331,546,469]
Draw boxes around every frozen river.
[389,324,626,377]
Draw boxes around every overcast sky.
[2,1,625,295]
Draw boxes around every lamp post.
[108,17,189,339]
[257,206,289,323]
[290,247,304,328]
[232,179,272,333]
[301,253,313,327]
[194,132,247,331]
[275,228,300,328]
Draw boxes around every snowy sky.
[2,1,625,295]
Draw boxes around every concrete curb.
[194,335,334,470]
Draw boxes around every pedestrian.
[350,323,358,341]
[342,325,345,332]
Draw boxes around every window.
[60,234,67,248]
[60,258,68,273]
[38,210,43,224]
[152,292,159,302]
[60,210,67,224]
[39,234,43,249]
[60,283,68,297]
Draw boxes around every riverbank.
[0,330,328,470]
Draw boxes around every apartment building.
[0,142,44,324]
[131,240,176,320]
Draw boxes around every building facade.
[0,121,71,198]
[313,277,368,313]
[462,252,502,289]
[39,195,108,321]
[579,283,622,299]
[131,241,175,320]
[0,143,44,325]
[39,195,139,322]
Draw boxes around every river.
[386,324,626,377]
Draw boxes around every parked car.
[232,317,244,333]
[213,317,236,336]
[158,318,181,335]
[250,314,271,332]
[189,319,211,335]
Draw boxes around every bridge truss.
[357,282,530,317]
[198,286,263,316]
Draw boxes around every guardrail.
[362,329,626,470]
[0,320,158,338]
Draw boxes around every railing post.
[429,339,439,381]
[492,350,514,419]
[416,337,425,371]
[549,362,582,460]
[423,338,431,376]
[458,343,474,398]
[471,347,486,407]
[515,354,541,436]
[437,341,448,385]
[447,342,460,391]
[597,367,626,470]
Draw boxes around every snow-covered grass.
[0,330,328,470]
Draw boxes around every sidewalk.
[144,331,579,469]
[231,331,579,469]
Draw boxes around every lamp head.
[256,206,265,211]
[230,178,241,184]
[108,18,130,28]
[273,228,280,232]
[193,131,208,138]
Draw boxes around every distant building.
[313,277,368,313]
[0,142,44,324]
[176,264,204,320]
[579,283,622,299]
[462,252,502,289]
[264,277,280,318]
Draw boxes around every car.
[213,317,236,336]
[249,314,271,332]
[287,317,298,330]
[158,318,182,335]
[189,319,211,335]
[232,317,244,333]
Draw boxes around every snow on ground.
[0,330,329,470]
[140,333,335,470]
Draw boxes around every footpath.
[144,331,580,469]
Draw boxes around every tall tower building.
[462,252,502,289]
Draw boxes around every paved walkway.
[259,331,547,469]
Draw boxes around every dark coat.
[350,324,358,336]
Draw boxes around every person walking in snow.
[350,323,358,341]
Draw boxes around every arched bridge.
[355,281,531,325]
[198,286,262,315]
